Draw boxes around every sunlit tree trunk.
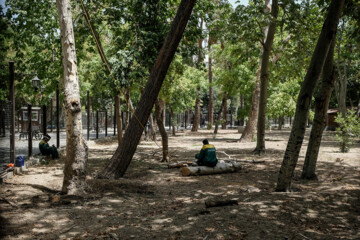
[301,39,336,180]
[208,39,214,129]
[254,0,279,155]
[99,0,195,178]
[276,0,344,192]
[214,95,227,134]
[57,0,88,194]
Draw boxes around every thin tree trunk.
[337,20,347,118]
[277,115,284,130]
[208,40,214,129]
[98,0,195,178]
[254,0,279,155]
[222,99,227,129]
[115,95,122,145]
[276,0,344,192]
[155,99,169,162]
[301,39,336,180]
[148,113,156,141]
[214,95,227,134]
[124,88,131,130]
[170,106,176,136]
[57,0,88,195]
[192,87,201,132]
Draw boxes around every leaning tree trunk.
[115,95,123,145]
[301,39,336,180]
[155,98,169,162]
[276,0,345,192]
[254,0,279,155]
[98,0,196,178]
[57,0,88,195]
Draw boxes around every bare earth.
[1,129,359,240]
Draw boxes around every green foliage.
[335,109,360,153]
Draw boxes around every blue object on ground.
[15,156,24,167]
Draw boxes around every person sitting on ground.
[195,139,218,167]
[39,134,59,159]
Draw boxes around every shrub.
[334,109,360,153]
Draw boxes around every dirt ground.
[0,129,359,240]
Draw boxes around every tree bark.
[155,98,169,162]
[191,87,201,132]
[254,0,279,155]
[57,0,88,195]
[222,98,227,129]
[336,20,347,118]
[301,39,336,180]
[208,41,214,129]
[276,0,345,192]
[214,95,227,134]
[170,106,176,136]
[115,95,122,145]
[149,113,156,141]
[98,0,195,178]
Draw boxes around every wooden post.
[105,109,108,137]
[56,88,60,148]
[87,91,90,140]
[96,110,99,139]
[28,104,32,158]
[9,61,15,163]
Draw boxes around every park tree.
[276,0,345,192]
[98,0,196,179]
[56,0,88,194]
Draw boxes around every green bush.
[334,109,360,153]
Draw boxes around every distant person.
[195,139,218,167]
[39,134,59,159]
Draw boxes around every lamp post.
[28,73,41,158]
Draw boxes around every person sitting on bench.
[39,134,59,159]
[195,139,218,167]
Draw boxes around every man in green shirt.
[39,134,59,159]
[195,139,218,167]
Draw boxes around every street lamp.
[32,73,40,91]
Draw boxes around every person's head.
[202,139,209,145]
[43,134,51,142]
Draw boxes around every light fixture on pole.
[32,73,40,91]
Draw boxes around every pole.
[28,104,32,158]
[105,109,108,137]
[96,110,99,139]
[9,61,15,163]
[56,88,60,148]
[87,91,90,140]
[42,105,47,135]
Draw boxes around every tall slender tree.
[56,0,88,194]
[276,0,345,192]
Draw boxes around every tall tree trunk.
[254,0,279,155]
[222,99,227,129]
[98,0,195,178]
[214,95,227,134]
[192,17,204,132]
[170,106,176,136]
[276,0,345,192]
[301,39,336,180]
[149,113,156,141]
[336,20,347,118]
[239,0,271,143]
[191,87,201,132]
[115,95,122,145]
[277,115,284,130]
[208,40,214,130]
[155,98,169,162]
[57,0,88,195]
[240,71,260,142]
[124,88,131,130]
